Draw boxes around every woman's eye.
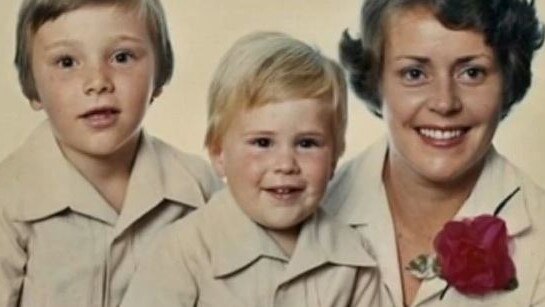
[250,138,272,148]
[399,67,427,85]
[56,56,75,68]
[460,67,486,83]
[404,68,424,80]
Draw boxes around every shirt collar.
[12,121,207,230]
[324,137,389,227]
[206,189,376,282]
[327,137,530,235]
[413,149,531,305]
[453,147,530,235]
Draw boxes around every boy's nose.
[274,148,301,175]
[426,77,462,116]
[84,64,114,95]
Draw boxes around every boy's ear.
[30,99,43,111]
[208,145,226,178]
[150,87,163,104]
[330,160,338,180]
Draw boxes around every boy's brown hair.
[14,0,174,101]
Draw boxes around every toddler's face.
[211,99,336,239]
[30,4,156,161]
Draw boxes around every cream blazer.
[0,121,222,307]
[323,138,545,307]
[121,188,383,307]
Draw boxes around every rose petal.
[433,214,516,296]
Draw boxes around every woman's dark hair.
[341,0,544,118]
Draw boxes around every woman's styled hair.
[14,0,174,101]
[205,31,348,159]
[341,0,544,118]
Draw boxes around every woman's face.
[381,7,503,185]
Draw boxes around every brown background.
[1,0,544,187]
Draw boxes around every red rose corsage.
[406,187,520,298]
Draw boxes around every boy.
[121,32,382,307]
[0,1,221,306]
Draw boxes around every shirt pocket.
[20,211,108,307]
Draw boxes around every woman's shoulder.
[324,139,387,217]
[493,151,545,212]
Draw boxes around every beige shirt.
[121,188,383,307]
[0,121,222,307]
[323,138,545,307]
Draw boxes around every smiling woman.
[380,6,504,186]
[323,0,545,306]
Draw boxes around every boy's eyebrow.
[243,130,275,136]
[42,35,147,51]
[111,34,148,44]
[297,131,326,137]
[242,130,327,137]
[42,39,79,51]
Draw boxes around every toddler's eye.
[56,56,75,68]
[250,138,272,148]
[298,138,320,148]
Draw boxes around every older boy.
[0,1,220,306]
[121,32,383,307]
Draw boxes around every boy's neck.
[58,134,141,213]
[266,225,301,257]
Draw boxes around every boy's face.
[30,5,157,160]
[211,99,336,237]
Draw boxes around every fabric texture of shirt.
[121,188,383,307]
[0,121,222,307]
[323,137,545,307]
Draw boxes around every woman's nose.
[427,76,462,116]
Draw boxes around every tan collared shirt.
[323,138,545,307]
[121,188,382,307]
[0,121,222,307]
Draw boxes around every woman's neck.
[383,152,484,227]
[383,150,486,306]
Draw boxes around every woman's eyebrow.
[394,55,430,63]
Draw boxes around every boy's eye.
[298,138,320,148]
[250,137,272,148]
[56,56,75,68]
[113,51,135,64]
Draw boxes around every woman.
[324,0,544,306]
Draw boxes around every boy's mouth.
[79,107,120,129]
[263,185,305,201]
